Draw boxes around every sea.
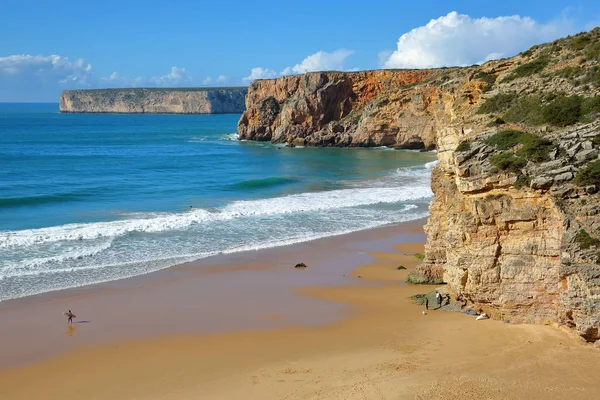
[0,103,437,302]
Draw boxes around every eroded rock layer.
[60,88,247,114]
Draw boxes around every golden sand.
[1,225,599,399]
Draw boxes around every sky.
[1,0,599,102]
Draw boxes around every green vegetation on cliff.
[575,160,600,186]
[485,129,554,162]
[478,94,600,127]
[501,55,549,83]
[575,229,600,250]
[474,71,497,92]
[485,130,555,188]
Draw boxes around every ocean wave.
[0,183,432,249]
[233,176,300,190]
[221,185,431,217]
[1,239,114,279]
[1,207,428,286]
[0,193,82,209]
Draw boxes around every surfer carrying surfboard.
[65,310,75,325]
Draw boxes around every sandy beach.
[1,219,599,399]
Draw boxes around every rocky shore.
[60,87,247,114]
[238,28,600,343]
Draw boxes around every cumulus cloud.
[281,49,354,75]
[243,67,278,81]
[202,74,228,85]
[101,66,194,87]
[244,49,355,82]
[0,54,92,84]
[148,66,192,86]
[383,11,573,68]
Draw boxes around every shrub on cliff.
[476,93,517,114]
[474,71,497,92]
[484,94,600,127]
[541,95,583,126]
[575,160,600,186]
[570,34,593,51]
[486,130,554,163]
[489,152,527,174]
[456,140,471,152]
[501,55,549,83]
[575,229,600,250]
[503,96,545,125]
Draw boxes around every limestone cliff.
[60,88,247,114]
[240,28,600,343]
[238,69,465,149]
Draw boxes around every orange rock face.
[238,70,447,148]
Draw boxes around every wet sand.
[1,219,599,399]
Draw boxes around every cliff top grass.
[63,87,247,94]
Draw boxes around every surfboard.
[63,312,76,318]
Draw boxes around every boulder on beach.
[294,263,307,269]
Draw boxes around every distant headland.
[59,87,247,114]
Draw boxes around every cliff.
[239,28,600,343]
[60,87,247,114]
[238,69,464,149]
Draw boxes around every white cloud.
[100,66,193,87]
[243,67,278,81]
[383,11,573,68]
[281,49,354,75]
[0,54,92,85]
[148,66,192,86]
[244,49,355,82]
[202,75,228,85]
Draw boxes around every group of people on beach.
[424,291,467,311]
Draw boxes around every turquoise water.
[0,103,436,301]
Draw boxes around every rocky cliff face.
[238,69,478,149]
[240,28,600,343]
[60,88,247,114]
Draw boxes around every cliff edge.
[239,28,600,343]
[60,87,247,114]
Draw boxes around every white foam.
[1,208,429,289]
[221,185,432,218]
[1,183,432,250]
[220,133,239,141]
[0,208,213,249]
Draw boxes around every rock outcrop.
[60,88,247,114]
[240,28,600,343]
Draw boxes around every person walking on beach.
[65,310,75,325]
[425,297,429,310]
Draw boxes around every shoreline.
[0,218,426,369]
[2,218,600,399]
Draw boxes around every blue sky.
[1,0,599,101]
